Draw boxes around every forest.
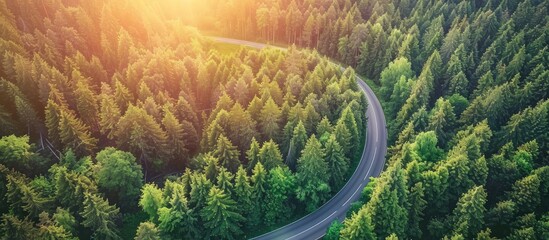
[0,0,548,239]
[0,0,368,239]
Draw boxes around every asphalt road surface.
[211,37,388,240]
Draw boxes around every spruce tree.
[80,193,120,240]
[213,135,241,173]
[295,135,330,212]
[200,187,244,240]
[451,186,487,239]
[325,134,349,189]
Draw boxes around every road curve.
[211,37,388,240]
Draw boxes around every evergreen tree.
[245,137,261,172]
[408,182,426,239]
[451,186,487,239]
[325,134,349,189]
[233,166,253,225]
[0,214,39,239]
[366,161,409,239]
[114,105,168,166]
[216,167,234,195]
[285,121,307,171]
[98,92,121,140]
[258,140,284,171]
[295,135,330,212]
[213,135,240,173]
[158,183,197,239]
[58,110,97,155]
[134,222,160,240]
[162,108,188,166]
[334,120,352,157]
[259,98,281,141]
[250,162,268,226]
[509,174,541,214]
[139,184,163,221]
[200,187,244,239]
[340,208,376,240]
[37,212,76,240]
[337,106,359,156]
[80,193,120,240]
[265,166,295,225]
[94,148,143,210]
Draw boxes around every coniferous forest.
[0,0,548,240]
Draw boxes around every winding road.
[211,37,388,240]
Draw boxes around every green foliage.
[410,131,444,162]
[134,222,160,240]
[80,193,120,240]
[325,220,343,240]
[340,207,376,240]
[451,186,487,239]
[285,121,307,171]
[265,166,295,225]
[200,187,244,239]
[139,184,163,221]
[95,148,143,209]
[296,135,330,212]
[0,135,48,175]
[258,140,284,171]
[325,134,349,189]
[213,135,240,173]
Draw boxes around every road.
[211,37,388,240]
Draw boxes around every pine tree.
[316,116,333,137]
[246,137,261,172]
[37,212,75,240]
[99,92,121,140]
[250,162,268,226]
[285,121,307,171]
[54,167,98,212]
[213,135,241,173]
[296,135,330,212]
[265,166,295,225]
[334,120,352,157]
[233,166,253,224]
[188,173,212,211]
[158,183,198,239]
[227,103,258,153]
[74,76,99,131]
[258,140,284,171]
[200,187,244,240]
[509,174,541,214]
[114,105,168,166]
[408,182,427,239]
[325,134,349,189]
[216,167,234,195]
[340,208,377,240]
[0,214,39,239]
[162,108,188,166]
[95,148,143,210]
[451,186,487,239]
[58,110,97,155]
[259,98,281,141]
[139,183,163,221]
[338,106,359,156]
[80,193,120,240]
[134,222,160,240]
[366,161,409,239]
[13,95,40,137]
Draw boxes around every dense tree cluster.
[308,0,548,239]
[0,0,367,239]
